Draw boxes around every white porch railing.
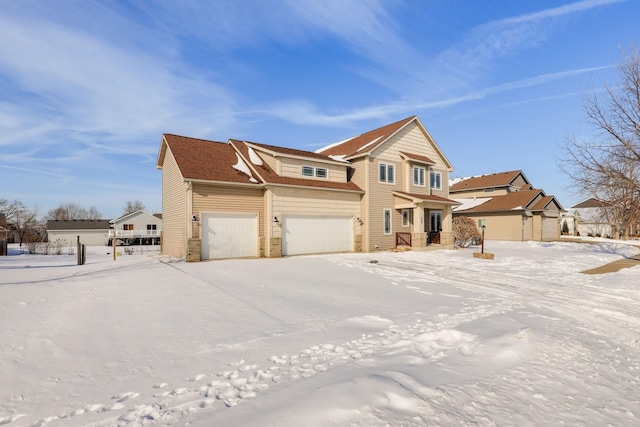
[108,230,160,238]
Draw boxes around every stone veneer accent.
[269,237,282,258]
[411,232,427,248]
[187,238,201,262]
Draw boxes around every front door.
[429,210,442,244]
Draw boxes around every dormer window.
[301,165,328,179]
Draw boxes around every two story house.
[450,170,564,241]
[156,116,458,261]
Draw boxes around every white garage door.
[201,213,258,259]
[542,216,558,241]
[282,216,353,256]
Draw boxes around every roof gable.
[317,116,415,158]
[317,116,453,170]
[450,170,528,192]
[111,210,160,224]
[161,134,262,185]
[571,197,611,209]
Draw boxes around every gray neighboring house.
[46,219,112,246]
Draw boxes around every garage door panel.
[202,213,258,259]
[283,216,352,256]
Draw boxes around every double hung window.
[413,166,425,186]
[430,171,442,190]
[379,163,395,184]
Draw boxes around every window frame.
[301,165,329,179]
[315,167,328,178]
[413,166,425,187]
[383,209,392,235]
[430,171,442,190]
[379,162,395,184]
[401,209,410,227]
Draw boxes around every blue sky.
[1,0,638,219]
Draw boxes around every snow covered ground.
[1,239,640,426]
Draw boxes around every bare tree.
[123,200,145,215]
[45,202,102,220]
[12,202,39,247]
[0,198,22,221]
[559,44,640,239]
[86,206,102,219]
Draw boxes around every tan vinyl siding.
[260,152,278,175]
[192,184,265,256]
[373,123,449,170]
[349,157,369,250]
[452,188,510,198]
[161,148,189,258]
[455,212,537,241]
[429,168,450,199]
[279,158,348,183]
[270,186,361,238]
[48,230,109,247]
[368,156,401,251]
[366,122,453,251]
[376,122,451,199]
[511,175,529,188]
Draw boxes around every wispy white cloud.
[434,0,626,82]
[0,3,240,156]
[257,65,612,127]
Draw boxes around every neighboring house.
[108,210,162,245]
[46,219,112,246]
[565,198,614,238]
[156,115,459,261]
[450,170,564,241]
[0,213,16,243]
[0,225,6,256]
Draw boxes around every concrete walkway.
[581,253,640,274]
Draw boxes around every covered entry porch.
[392,191,460,249]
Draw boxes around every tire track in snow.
[342,255,640,350]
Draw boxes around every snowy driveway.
[1,241,640,426]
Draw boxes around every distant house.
[156,115,459,261]
[0,213,15,243]
[46,219,112,246]
[450,170,564,241]
[108,210,162,245]
[564,198,613,238]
